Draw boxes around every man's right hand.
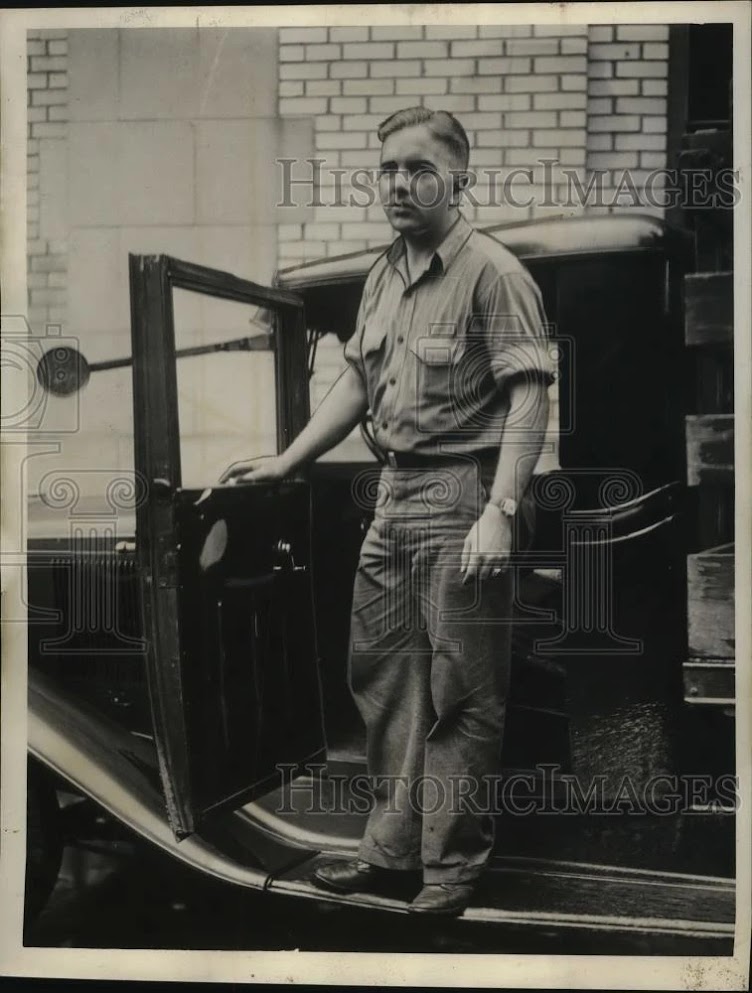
[219,455,290,486]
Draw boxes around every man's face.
[378,124,463,238]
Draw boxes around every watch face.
[500,498,517,517]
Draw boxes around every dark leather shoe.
[408,882,477,916]
[312,858,393,894]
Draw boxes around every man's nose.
[384,168,410,199]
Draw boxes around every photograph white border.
[1,3,749,988]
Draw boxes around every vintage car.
[25,213,736,951]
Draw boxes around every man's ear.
[451,171,469,205]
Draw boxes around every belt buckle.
[385,450,397,468]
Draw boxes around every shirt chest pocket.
[408,332,468,406]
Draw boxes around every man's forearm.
[279,364,369,474]
[487,380,550,507]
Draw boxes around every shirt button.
[397,335,404,344]
[382,421,388,429]
[389,377,396,386]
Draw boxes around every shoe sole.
[407,905,468,917]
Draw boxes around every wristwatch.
[493,497,518,518]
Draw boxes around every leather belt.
[381,448,498,469]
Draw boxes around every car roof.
[276,212,673,290]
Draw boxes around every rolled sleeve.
[473,270,556,393]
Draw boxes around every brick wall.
[27,30,68,334]
[277,23,670,268]
[585,24,668,208]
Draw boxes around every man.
[222,107,554,915]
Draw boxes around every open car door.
[129,254,325,839]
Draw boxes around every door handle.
[273,539,306,573]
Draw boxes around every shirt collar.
[386,212,473,280]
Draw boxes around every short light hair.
[377,106,470,170]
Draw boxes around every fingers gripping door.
[129,253,324,839]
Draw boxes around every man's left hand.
[460,503,513,584]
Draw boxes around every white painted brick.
[562,37,588,54]
[371,60,420,78]
[343,42,395,60]
[367,132,382,150]
[329,240,368,254]
[280,81,304,97]
[279,223,303,240]
[329,27,369,42]
[615,96,665,114]
[589,114,641,132]
[477,57,531,75]
[559,148,587,166]
[505,110,557,128]
[371,26,424,41]
[280,63,328,81]
[279,45,305,62]
[27,138,39,155]
[342,80,392,99]
[27,153,40,173]
[48,72,67,88]
[343,113,385,131]
[589,26,613,42]
[27,107,47,123]
[27,271,48,290]
[588,62,614,79]
[47,106,68,122]
[640,151,665,168]
[27,73,47,89]
[37,30,67,39]
[587,97,612,114]
[478,25,533,39]
[305,43,342,62]
[455,111,502,130]
[475,129,531,148]
[430,94,474,112]
[505,39,559,55]
[505,75,558,92]
[331,96,367,113]
[27,239,47,256]
[642,116,667,133]
[340,150,372,167]
[476,93,531,111]
[561,75,587,91]
[614,133,666,151]
[306,80,341,96]
[450,77,502,94]
[31,89,66,106]
[588,151,639,169]
[533,25,587,37]
[397,41,448,59]
[316,131,368,149]
[31,121,68,138]
[280,96,328,115]
[316,114,343,131]
[534,92,586,109]
[329,61,367,79]
[369,95,421,113]
[589,42,641,60]
[616,61,668,78]
[285,239,328,258]
[280,27,328,44]
[340,221,384,240]
[588,79,640,96]
[451,40,502,57]
[48,272,67,289]
[305,222,341,240]
[314,204,367,223]
[616,25,669,42]
[560,110,586,128]
[30,55,67,72]
[642,79,668,96]
[27,40,45,56]
[587,134,612,151]
[643,43,669,60]
[396,77,448,95]
[48,40,68,56]
[423,58,474,77]
[425,26,478,40]
[532,129,587,147]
